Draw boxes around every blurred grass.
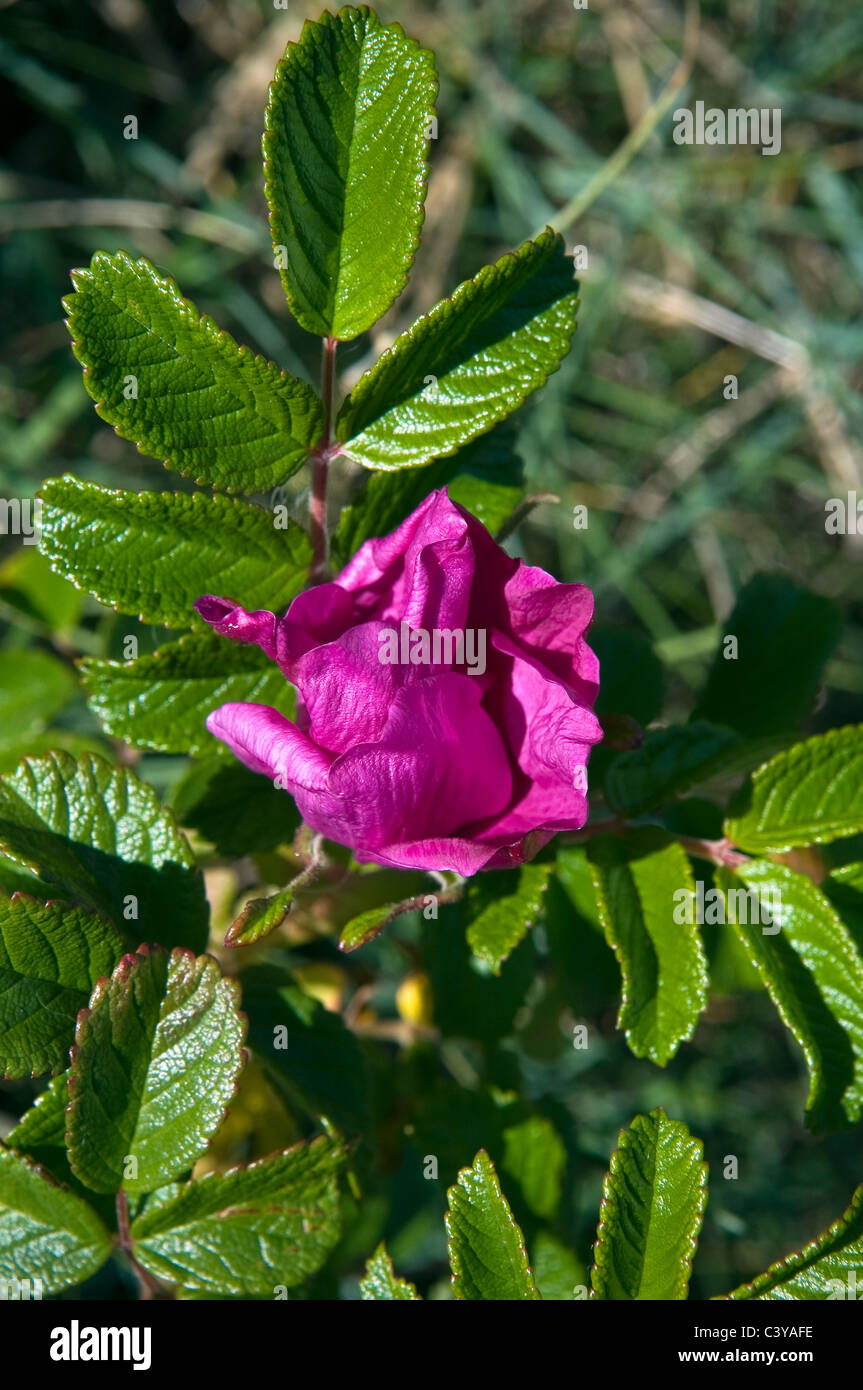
[1,0,863,1297]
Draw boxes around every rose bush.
[195,488,601,875]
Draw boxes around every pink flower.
[195,490,601,876]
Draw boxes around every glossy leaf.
[264,7,437,340]
[465,863,552,973]
[716,860,863,1132]
[0,1146,112,1295]
[587,830,708,1065]
[131,1135,345,1296]
[67,945,245,1193]
[64,251,322,490]
[725,725,863,853]
[590,1110,706,1301]
[0,750,208,952]
[80,633,295,759]
[727,1184,863,1300]
[39,477,311,630]
[446,1149,540,1300]
[337,229,577,469]
[360,1243,420,1300]
[0,893,124,1078]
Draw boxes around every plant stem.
[115,1189,164,1301]
[562,819,749,870]
[309,336,339,583]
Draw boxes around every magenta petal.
[293,623,406,754]
[503,568,598,699]
[206,703,331,789]
[356,836,501,876]
[195,596,277,660]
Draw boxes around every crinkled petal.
[194,596,277,660]
[205,702,331,790]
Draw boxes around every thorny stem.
[115,1189,164,1301]
[309,336,339,584]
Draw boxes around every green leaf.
[360,1242,420,1300]
[80,633,295,759]
[337,229,578,469]
[590,1109,706,1301]
[446,1149,540,1300]
[727,1184,863,1300]
[0,893,124,1079]
[465,863,552,974]
[170,759,300,858]
[131,1135,344,1296]
[67,945,245,1193]
[338,901,403,952]
[592,626,664,727]
[0,750,208,952]
[423,901,535,1043]
[823,862,863,954]
[39,477,311,629]
[0,648,76,753]
[0,1146,113,1295]
[587,830,708,1065]
[6,1072,69,1161]
[264,7,437,340]
[0,547,83,632]
[725,726,863,854]
[501,1115,566,1220]
[692,575,841,737]
[715,860,863,1132]
[64,251,322,491]
[242,961,369,1134]
[532,1232,585,1300]
[226,885,297,948]
[605,721,743,817]
[331,424,523,566]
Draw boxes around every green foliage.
[0,1147,113,1295]
[725,726,863,853]
[39,477,311,629]
[264,6,437,340]
[727,1186,863,1300]
[446,1150,540,1300]
[360,1243,421,1300]
[337,230,578,469]
[64,252,323,491]
[465,862,552,973]
[587,830,708,1064]
[589,1110,706,1301]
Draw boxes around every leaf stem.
[309,336,339,583]
[115,1189,164,1301]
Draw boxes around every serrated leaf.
[692,575,841,737]
[0,1146,112,1295]
[727,1185,863,1300]
[446,1149,540,1300]
[39,477,311,629]
[80,633,296,759]
[823,862,863,953]
[6,1072,69,1159]
[242,961,369,1134]
[716,860,863,1132]
[64,251,322,490]
[337,229,577,469]
[587,830,708,1065]
[501,1115,566,1220]
[0,750,208,952]
[590,1109,706,1301]
[465,863,552,973]
[725,726,863,854]
[0,893,124,1079]
[264,7,437,340]
[226,885,297,948]
[360,1242,420,1300]
[169,759,300,858]
[67,945,245,1193]
[131,1134,344,1295]
[331,425,523,565]
[0,648,76,753]
[605,721,743,817]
